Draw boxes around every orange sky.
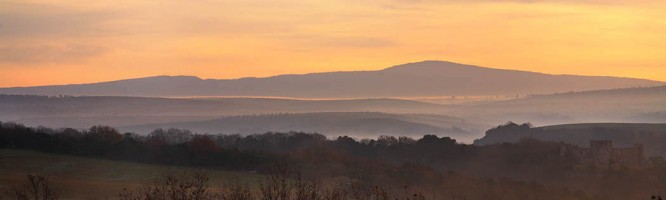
[1,0,665,87]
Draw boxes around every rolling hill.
[1,61,661,98]
[0,95,448,124]
[450,85,666,125]
[0,95,488,141]
[3,85,665,144]
[0,95,446,118]
[121,112,483,141]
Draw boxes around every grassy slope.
[0,149,261,199]
[540,123,666,131]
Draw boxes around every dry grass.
[0,149,262,199]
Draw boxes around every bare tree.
[118,172,213,200]
[219,179,254,200]
[3,174,59,200]
[259,170,292,200]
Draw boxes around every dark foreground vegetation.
[4,174,58,200]
[2,121,666,199]
[475,122,666,157]
[116,170,429,200]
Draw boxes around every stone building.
[560,140,645,169]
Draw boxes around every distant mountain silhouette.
[0,61,662,98]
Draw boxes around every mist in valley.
[2,81,664,143]
[1,61,665,199]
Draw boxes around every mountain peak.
[135,75,202,80]
[109,75,203,83]
[382,60,485,72]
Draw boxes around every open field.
[0,149,262,199]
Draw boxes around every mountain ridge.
[1,61,662,98]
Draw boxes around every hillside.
[0,95,443,116]
[473,122,666,157]
[450,85,666,125]
[0,95,447,125]
[122,112,484,141]
[1,61,661,98]
[3,84,666,142]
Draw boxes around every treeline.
[0,122,273,170]
[2,122,666,199]
[0,121,570,176]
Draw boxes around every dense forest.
[2,121,666,199]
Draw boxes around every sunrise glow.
[1,0,665,87]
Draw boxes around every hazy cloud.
[0,0,665,87]
[321,36,396,48]
[0,44,108,64]
[0,4,123,39]
[304,35,395,48]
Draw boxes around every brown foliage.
[219,180,254,200]
[88,125,123,144]
[118,172,212,200]
[117,170,433,200]
[188,135,221,154]
[2,174,59,200]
